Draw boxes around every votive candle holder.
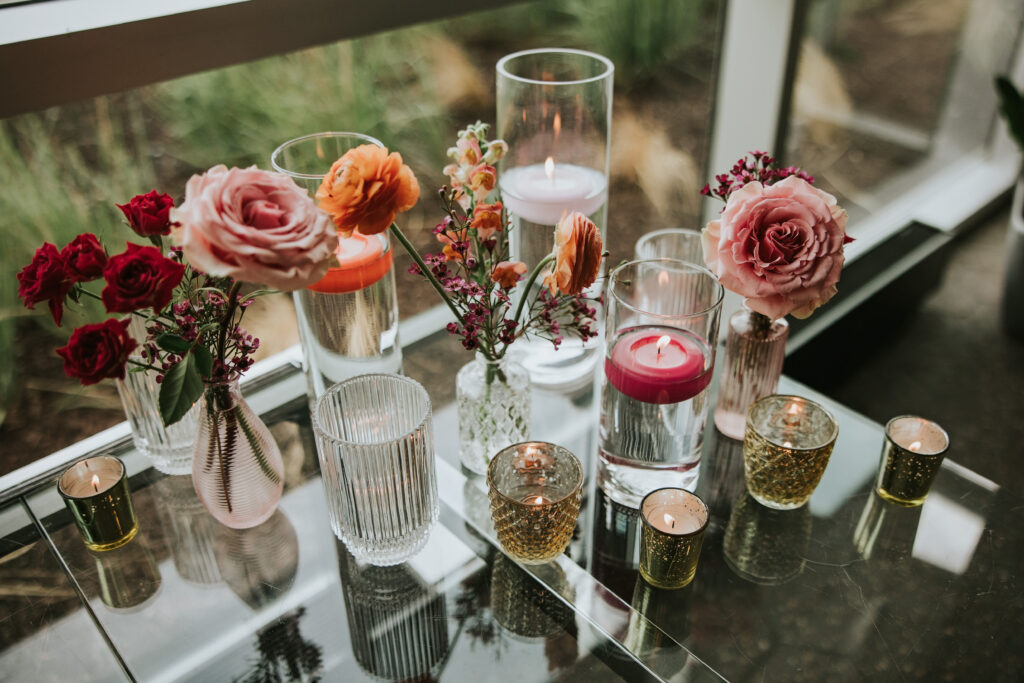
[487,442,583,564]
[875,416,949,506]
[57,455,138,551]
[743,395,838,510]
[638,487,709,589]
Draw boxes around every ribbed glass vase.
[456,354,530,475]
[116,319,198,474]
[191,380,284,529]
[713,308,789,440]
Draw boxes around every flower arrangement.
[17,166,338,426]
[701,151,851,324]
[315,122,603,372]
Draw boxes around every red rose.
[56,318,137,385]
[101,243,185,313]
[61,233,108,282]
[17,242,72,326]
[117,190,174,237]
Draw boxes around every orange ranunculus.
[470,202,504,239]
[316,144,420,237]
[491,261,527,289]
[467,163,497,202]
[543,212,603,296]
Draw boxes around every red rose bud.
[117,190,174,237]
[101,242,186,313]
[61,233,108,282]
[17,242,72,326]
[56,318,137,385]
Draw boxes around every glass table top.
[3,333,1023,681]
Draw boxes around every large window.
[0,0,724,474]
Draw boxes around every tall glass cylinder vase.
[117,318,198,474]
[496,48,613,388]
[598,259,724,507]
[271,132,402,408]
[456,354,530,475]
[192,379,285,529]
[712,308,789,440]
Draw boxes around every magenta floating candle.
[604,326,712,404]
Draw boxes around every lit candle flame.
[783,441,793,448]
[544,156,555,180]
[91,474,100,492]
[664,512,676,530]
[553,112,562,137]
[656,335,671,355]
[531,496,545,505]
[787,403,802,415]
[658,270,669,287]
[909,441,921,452]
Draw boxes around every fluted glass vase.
[117,319,198,474]
[192,380,284,529]
[713,308,789,440]
[456,354,529,475]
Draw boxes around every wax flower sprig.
[316,122,604,376]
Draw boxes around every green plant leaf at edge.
[192,345,213,379]
[159,355,203,426]
[156,332,191,354]
[995,76,1024,156]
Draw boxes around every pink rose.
[171,165,338,291]
[702,177,848,320]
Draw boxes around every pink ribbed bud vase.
[192,379,284,529]
[713,308,789,440]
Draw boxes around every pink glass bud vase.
[192,379,285,529]
[713,307,789,440]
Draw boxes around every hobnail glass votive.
[875,416,949,506]
[487,442,583,565]
[743,395,838,510]
[638,488,709,589]
[313,374,438,566]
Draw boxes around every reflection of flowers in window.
[238,607,323,683]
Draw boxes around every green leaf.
[192,345,214,379]
[159,356,203,426]
[156,333,190,355]
[995,76,1024,155]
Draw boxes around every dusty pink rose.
[171,165,337,291]
[702,176,848,320]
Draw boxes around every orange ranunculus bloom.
[316,144,420,237]
[467,163,497,202]
[491,260,527,289]
[544,212,603,296]
[470,202,504,239]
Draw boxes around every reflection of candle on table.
[499,157,607,225]
[604,326,711,404]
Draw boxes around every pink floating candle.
[605,326,711,404]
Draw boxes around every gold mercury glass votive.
[638,488,709,589]
[743,395,838,510]
[876,415,949,506]
[58,456,138,551]
[487,442,583,565]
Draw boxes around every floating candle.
[604,326,711,404]
[307,232,392,294]
[499,159,607,225]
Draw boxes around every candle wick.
[670,519,675,529]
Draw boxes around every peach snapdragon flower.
[491,260,527,289]
[544,212,603,296]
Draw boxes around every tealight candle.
[58,456,138,551]
[499,158,608,225]
[638,488,709,589]
[876,416,949,506]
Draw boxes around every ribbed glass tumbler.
[313,374,438,566]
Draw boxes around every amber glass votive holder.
[876,416,949,506]
[58,456,138,551]
[638,488,709,589]
[487,442,583,565]
[743,395,838,510]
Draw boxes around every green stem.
[389,222,466,326]
[77,288,150,320]
[512,253,555,326]
[217,281,243,369]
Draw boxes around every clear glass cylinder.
[117,318,198,474]
[634,227,706,265]
[312,374,438,566]
[191,380,284,529]
[713,308,789,440]
[271,132,402,407]
[496,48,614,387]
[598,259,724,507]
[456,354,530,475]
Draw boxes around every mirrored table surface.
[4,332,1023,682]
